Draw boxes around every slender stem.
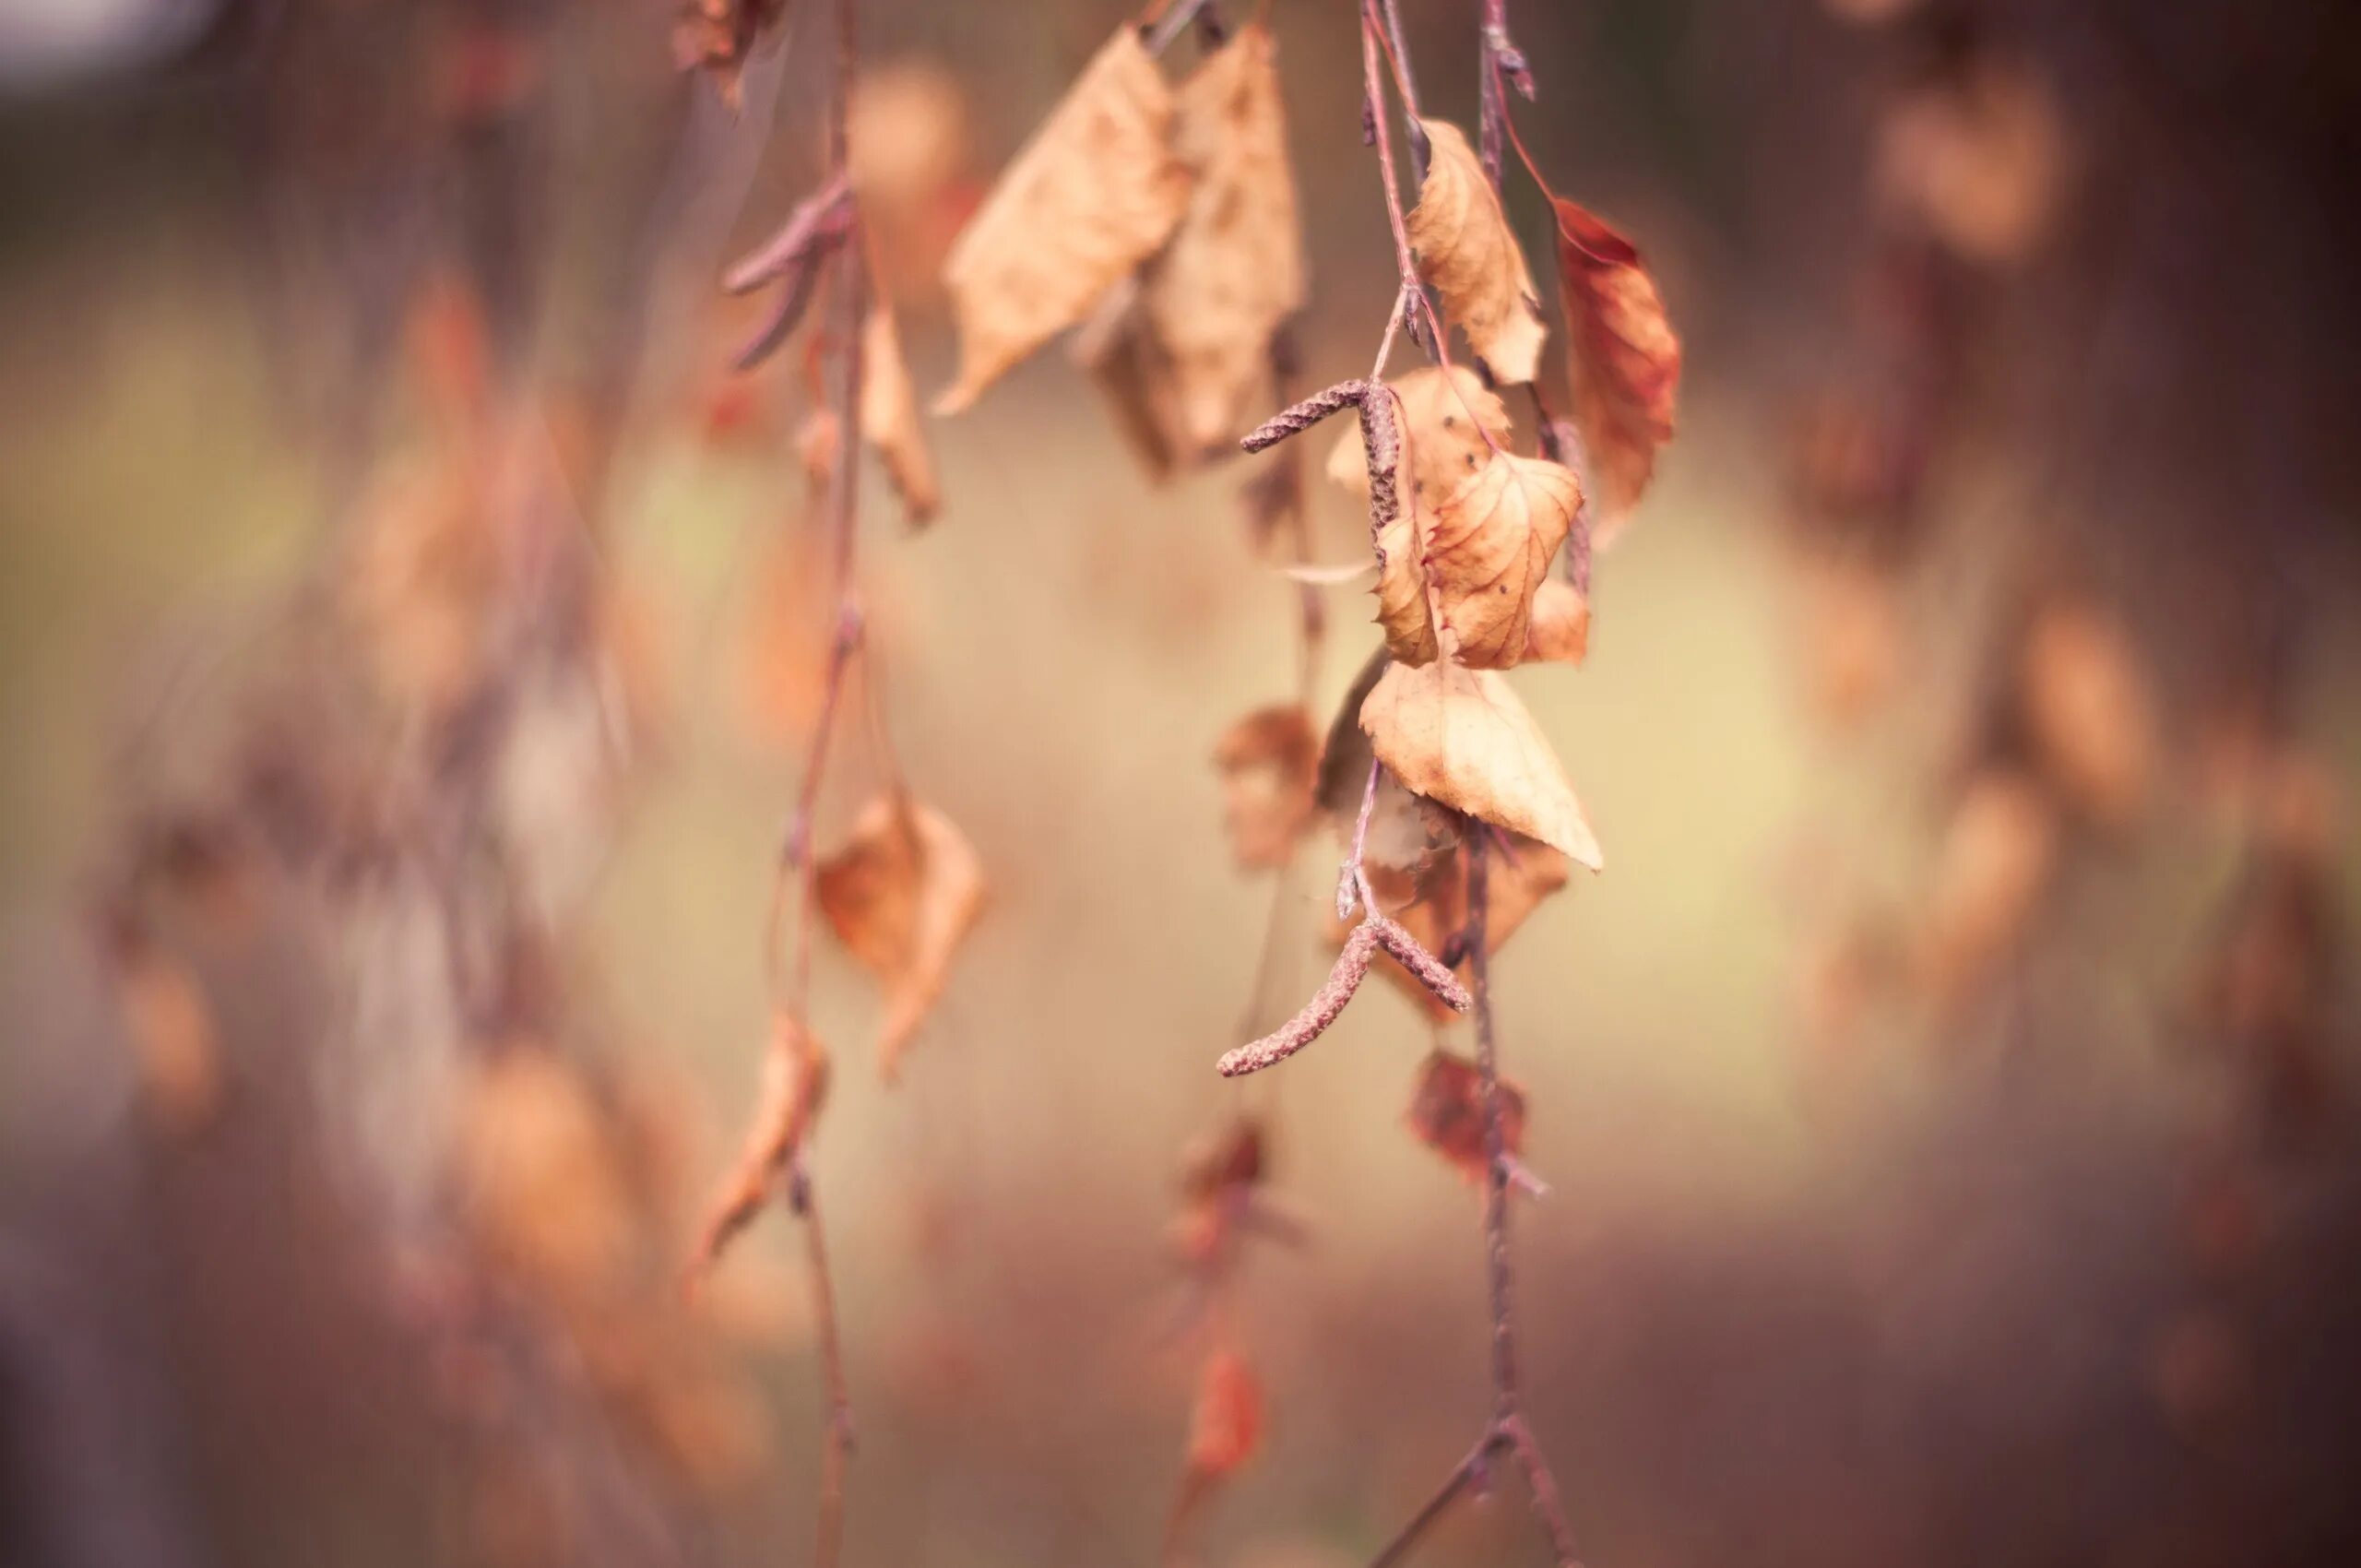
[1369,1438,1490,1568]
[1478,0,1509,185]
[1375,0,1430,177]
[802,1185,853,1568]
[1466,835,1518,1406]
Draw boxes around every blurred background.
[3,2,2359,1565]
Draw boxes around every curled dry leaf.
[694,1015,832,1270]
[860,303,941,525]
[1144,22,1306,456]
[1359,659,1601,870]
[1419,450,1580,669]
[1326,365,1510,509]
[2018,600,2155,828]
[1406,1050,1527,1184]
[1373,504,1440,668]
[935,29,1191,412]
[1406,121,1547,386]
[1552,196,1680,537]
[1213,704,1321,871]
[816,793,987,1078]
[1917,769,2057,1008]
[1523,577,1592,667]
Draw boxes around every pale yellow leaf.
[1358,659,1600,868]
[936,29,1191,412]
[1406,120,1546,385]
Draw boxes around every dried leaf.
[1372,505,1441,668]
[860,303,941,525]
[1419,451,1579,669]
[1071,275,1188,479]
[1917,770,2057,1007]
[1522,577,1591,666]
[850,61,974,305]
[1349,834,1568,1019]
[1552,197,1679,535]
[1314,646,1463,878]
[2019,600,2154,828]
[1144,22,1306,455]
[463,1049,639,1298]
[1876,58,2063,265]
[1359,659,1601,869]
[1406,1050,1526,1183]
[816,794,987,1078]
[1213,705,1321,871]
[936,30,1191,412]
[694,1016,832,1269]
[1406,120,1546,386]
[114,945,222,1134]
[1799,556,1902,724]
[1324,366,1512,509]
[1186,1348,1264,1479]
[671,0,789,109]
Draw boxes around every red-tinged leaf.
[1551,197,1679,540]
[1406,1049,1526,1184]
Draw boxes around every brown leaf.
[1406,121,1547,385]
[1372,502,1441,669]
[935,29,1191,413]
[1213,705,1321,871]
[113,944,222,1134]
[1359,659,1601,869]
[1347,834,1569,1020]
[1325,366,1510,505]
[849,61,974,306]
[2018,600,2155,828]
[1186,1348,1264,1479]
[1406,1050,1527,1184]
[694,1015,832,1269]
[462,1048,643,1299]
[1876,57,2064,265]
[1522,577,1592,666]
[1917,769,2057,1008]
[860,303,941,525]
[1552,197,1680,536]
[1420,451,1579,669]
[1313,646,1463,878]
[1143,22,1306,456]
[816,794,987,1078]
[671,0,789,108]
[1799,556,1902,724]
[1070,276,1188,479]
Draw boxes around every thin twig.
[1368,831,1582,1568]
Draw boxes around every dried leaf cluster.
[937,24,1304,468]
